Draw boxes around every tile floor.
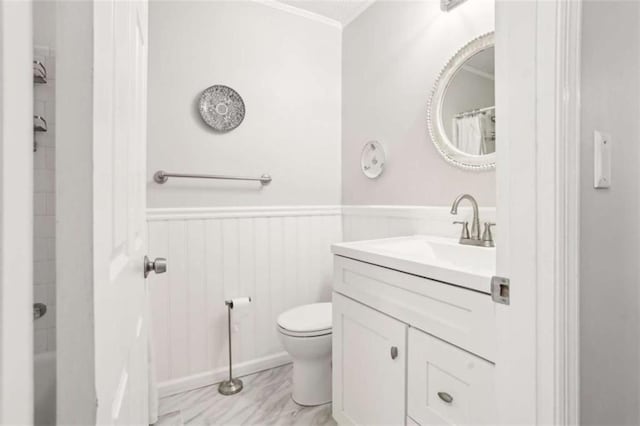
[155,364,336,426]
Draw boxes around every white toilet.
[277,302,332,406]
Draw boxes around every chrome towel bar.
[154,170,272,185]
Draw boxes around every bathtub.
[34,351,56,426]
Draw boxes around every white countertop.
[332,235,496,293]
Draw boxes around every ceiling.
[277,0,375,26]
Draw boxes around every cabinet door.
[407,328,496,425]
[333,293,407,426]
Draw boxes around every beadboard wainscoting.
[147,204,495,397]
[342,205,497,242]
[147,206,342,397]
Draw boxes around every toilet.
[277,302,332,406]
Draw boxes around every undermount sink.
[331,235,496,293]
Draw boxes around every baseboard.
[157,352,292,398]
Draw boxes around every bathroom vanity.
[331,235,497,426]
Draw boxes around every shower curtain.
[453,115,483,154]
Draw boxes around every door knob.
[144,255,167,278]
[390,346,398,360]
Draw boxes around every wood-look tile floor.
[155,364,336,426]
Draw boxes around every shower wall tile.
[34,46,56,354]
[147,207,342,396]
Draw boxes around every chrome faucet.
[450,194,495,247]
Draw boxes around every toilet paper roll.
[228,297,252,309]
[228,297,252,330]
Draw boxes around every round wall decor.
[360,141,386,179]
[198,85,246,132]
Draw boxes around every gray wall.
[342,0,496,206]
[580,1,640,424]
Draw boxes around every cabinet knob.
[390,346,398,360]
[438,391,454,404]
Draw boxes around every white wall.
[342,0,495,206]
[147,0,341,208]
[0,1,34,423]
[580,2,640,424]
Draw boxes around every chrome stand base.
[218,378,243,396]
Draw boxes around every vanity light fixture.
[440,0,468,12]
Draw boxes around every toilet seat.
[277,303,332,337]
[278,326,331,338]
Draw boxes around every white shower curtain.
[453,115,483,155]
[479,113,495,155]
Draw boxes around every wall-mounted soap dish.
[361,141,386,179]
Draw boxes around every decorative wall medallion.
[198,85,246,132]
[360,141,386,179]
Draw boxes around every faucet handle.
[453,221,470,239]
[482,222,496,243]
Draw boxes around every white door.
[332,293,406,426]
[0,1,34,423]
[93,1,151,424]
[407,328,495,425]
[495,0,581,424]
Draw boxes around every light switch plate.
[594,130,611,189]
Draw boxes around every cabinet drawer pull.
[438,392,453,404]
[390,346,398,360]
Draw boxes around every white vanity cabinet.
[331,253,497,426]
[332,293,407,426]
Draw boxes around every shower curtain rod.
[455,105,495,119]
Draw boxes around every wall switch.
[594,130,611,189]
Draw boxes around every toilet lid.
[277,303,332,333]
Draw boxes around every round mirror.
[428,32,495,170]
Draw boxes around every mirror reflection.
[441,47,495,156]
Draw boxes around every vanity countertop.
[331,235,496,294]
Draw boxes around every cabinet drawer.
[407,328,495,425]
[333,256,495,361]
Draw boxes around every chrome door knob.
[390,346,398,360]
[144,255,167,278]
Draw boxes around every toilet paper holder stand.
[219,297,252,396]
